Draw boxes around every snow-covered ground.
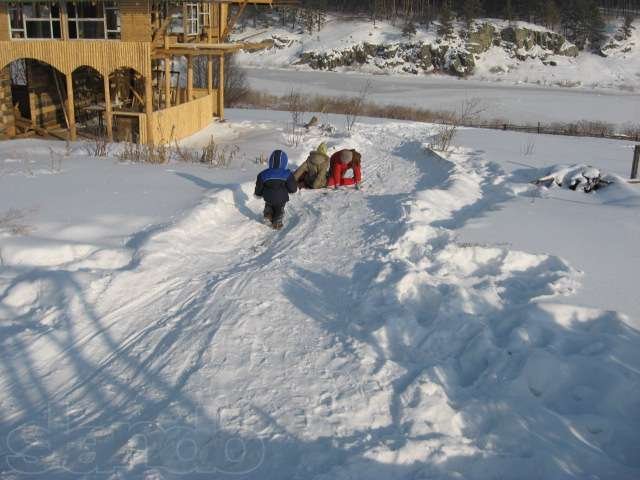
[0,110,639,479]
[234,15,640,92]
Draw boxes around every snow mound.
[533,164,617,193]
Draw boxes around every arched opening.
[108,67,145,142]
[0,58,69,139]
[109,67,145,113]
[72,66,105,138]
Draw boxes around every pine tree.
[543,0,561,30]
[622,14,635,39]
[463,0,483,31]
[503,0,515,23]
[438,2,454,38]
[402,20,417,37]
[587,1,606,50]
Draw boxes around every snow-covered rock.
[235,15,640,91]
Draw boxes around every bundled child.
[294,142,330,189]
[327,149,362,189]
[254,150,298,230]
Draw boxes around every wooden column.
[217,54,224,120]
[207,55,214,117]
[103,74,112,140]
[65,72,76,140]
[208,0,214,42]
[144,73,154,145]
[217,4,223,40]
[186,55,194,102]
[164,56,172,108]
[207,55,213,94]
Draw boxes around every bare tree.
[458,97,487,126]
[193,54,249,107]
[345,80,372,134]
[286,88,305,146]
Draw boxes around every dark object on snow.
[305,116,319,129]
[568,168,609,193]
[534,166,611,194]
[631,145,640,180]
[255,150,297,227]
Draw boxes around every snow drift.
[0,114,639,479]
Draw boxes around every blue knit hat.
[269,150,289,170]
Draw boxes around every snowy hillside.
[234,15,640,91]
[0,110,639,478]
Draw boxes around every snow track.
[1,122,639,479]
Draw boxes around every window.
[199,2,209,29]
[185,2,208,36]
[185,3,198,36]
[67,1,120,40]
[9,2,62,39]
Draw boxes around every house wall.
[0,3,9,41]
[0,67,15,136]
[120,0,152,43]
[149,92,217,144]
[0,40,152,78]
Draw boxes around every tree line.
[267,0,637,51]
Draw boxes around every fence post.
[632,145,640,180]
[537,122,540,134]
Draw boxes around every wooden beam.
[165,56,172,109]
[187,56,193,102]
[208,0,214,42]
[144,71,154,145]
[208,54,214,116]
[60,1,70,41]
[104,74,113,140]
[218,54,224,120]
[65,72,76,141]
[152,40,268,59]
[163,41,265,49]
[207,55,213,95]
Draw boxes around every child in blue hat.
[254,150,298,229]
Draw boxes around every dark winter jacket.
[294,151,330,189]
[255,150,298,206]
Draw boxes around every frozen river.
[244,67,640,126]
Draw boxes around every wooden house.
[0,0,279,144]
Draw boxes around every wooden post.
[208,0,214,42]
[217,4,224,40]
[186,55,193,102]
[217,54,224,120]
[65,72,76,141]
[144,72,154,145]
[103,74,113,140]
[207,55,213,95]
[632,145,640,180]
[60,2,69,40]
[207,55,213,115]
[164,56,172,108]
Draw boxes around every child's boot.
[263,204,273,223]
